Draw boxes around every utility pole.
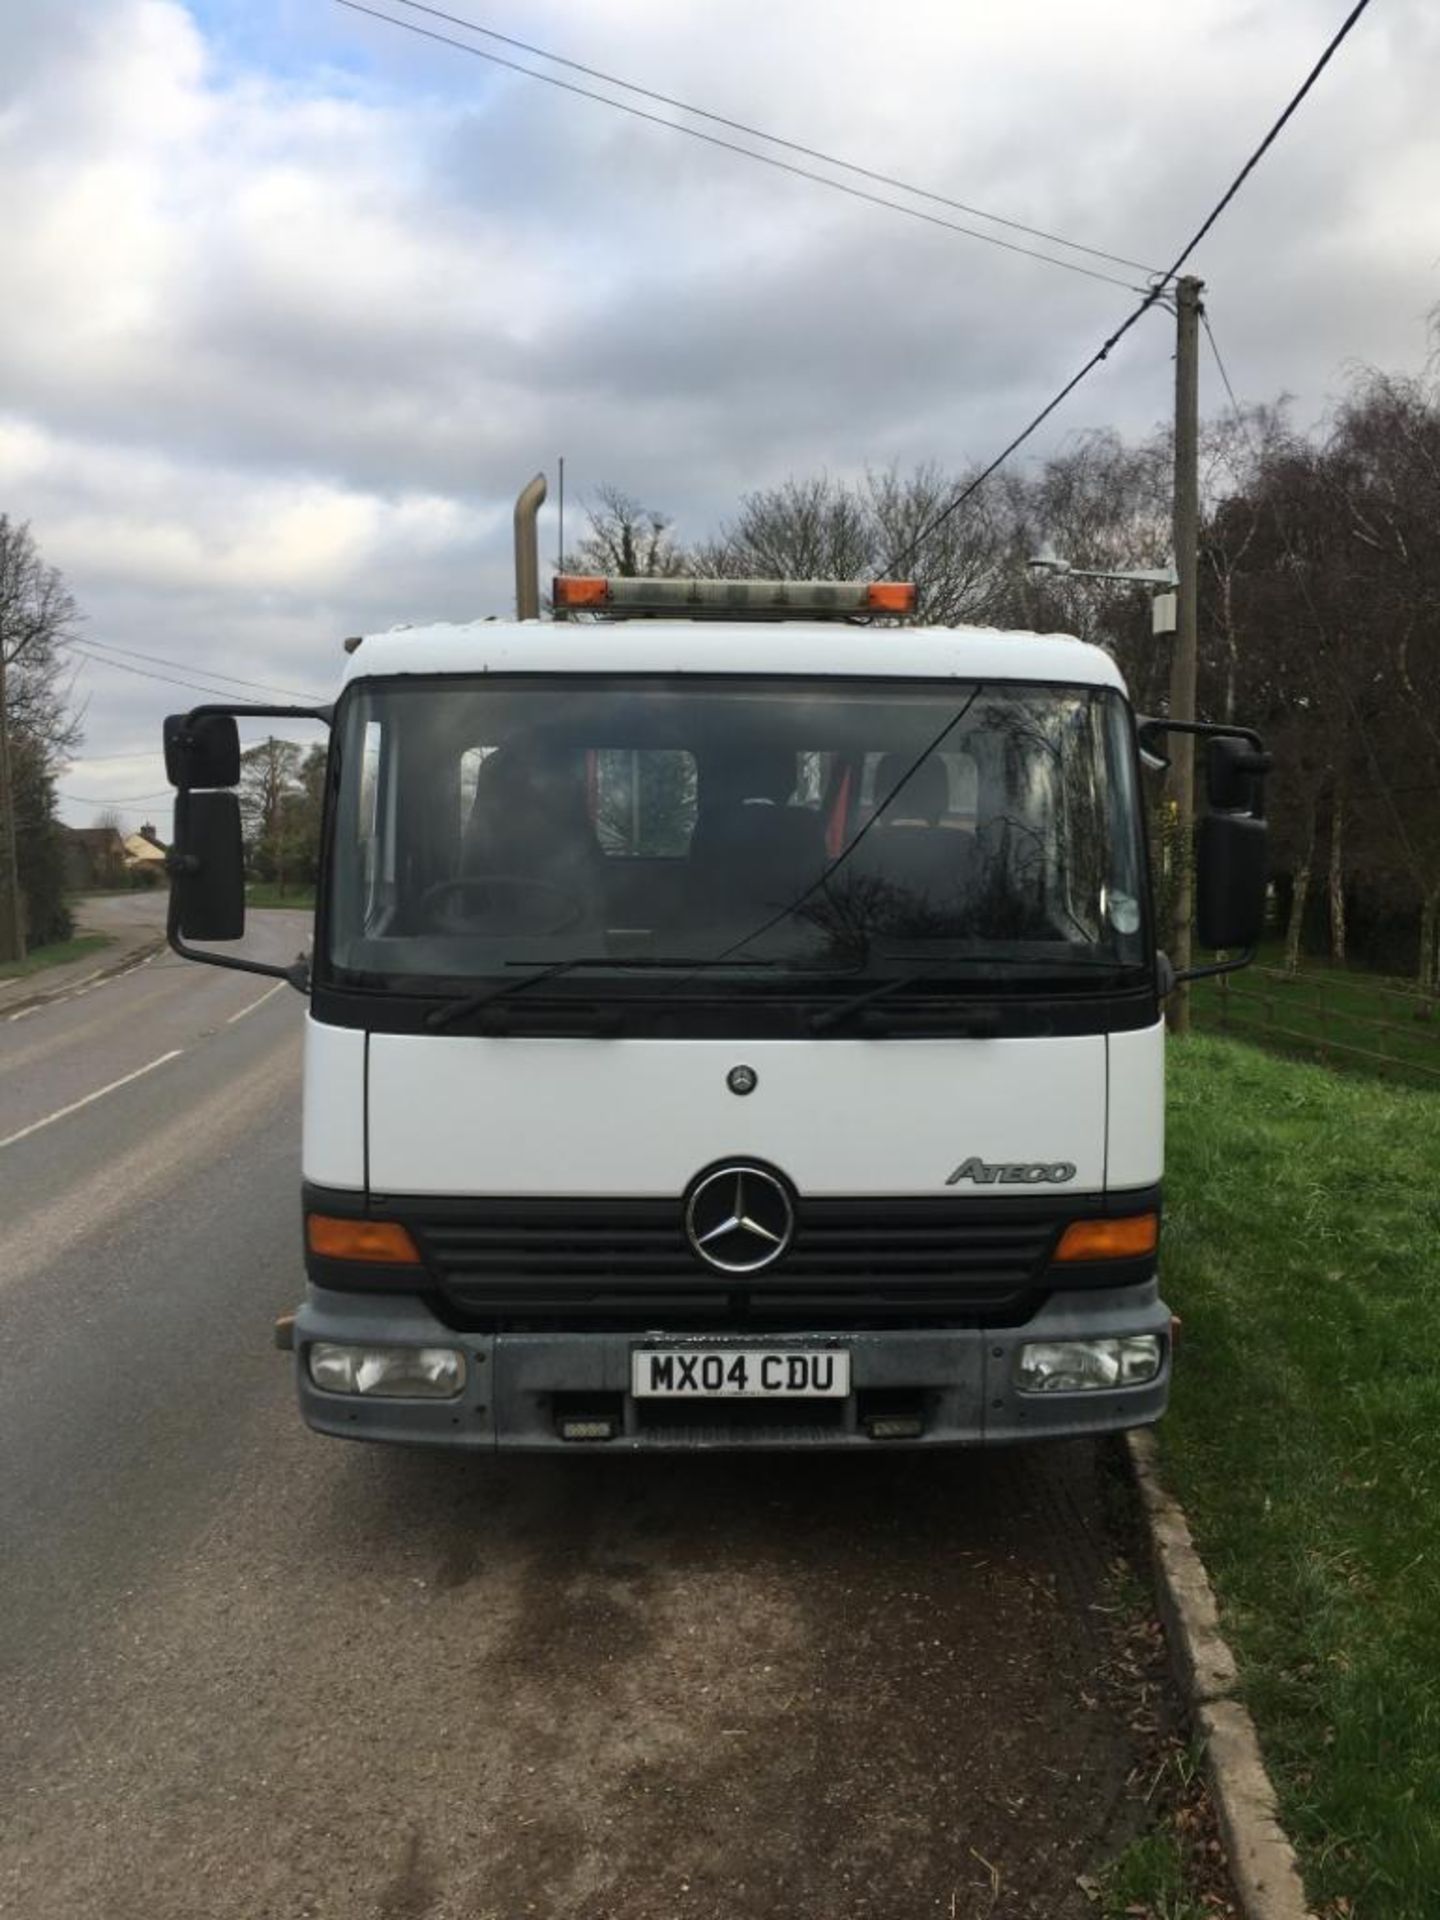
[0,639,23,963]
[1167,275,1203,1033]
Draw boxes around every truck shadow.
[318,1432,1134,1611]
[300,1435,1156,1920]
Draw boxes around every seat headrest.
[874,752,948,826]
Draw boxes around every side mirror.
[1195,812,1267,947]
[1194,735,1269,950]
[165,713,240,789]
[173,791,246,940]
[1205,734,1270,812]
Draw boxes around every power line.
[334,0,1144,292]
[64,644,313,707]
[67,645,253,701]
[383,0,1160,279]
[63,642,325,706]
[59,790,172,808]
[665,685,985,991]
[878,0,1375,579]
[1200,312,1253,430]
[61,633,322,703]
[64,748,163,763]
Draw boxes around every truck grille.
[411,1197,1070,1327]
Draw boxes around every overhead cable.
[65,644,324,707]
[59,789,172,807]
[875,0,1375,576]
[64,634,322,703]
[334,0,1145,291]
[61,640,324,706]
[383,0,1159,278]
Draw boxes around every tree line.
[238,738,327,894]
[565,343,1440,989]
[0,516,83,956]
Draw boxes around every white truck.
[162,488,1268,1451]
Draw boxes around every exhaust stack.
[513,472,548,621]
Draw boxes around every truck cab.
[163,571,1268,1450]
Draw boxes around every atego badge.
[946,1156,1077,1186]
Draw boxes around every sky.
[3,0,1437,827]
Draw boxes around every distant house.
[122,823,169,882]
[63,826,130,891]
[63,822,169,891]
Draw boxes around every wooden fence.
[1194,964,1440,1088]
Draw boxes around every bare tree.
[694,474,873,582]
[562,485,689,578]
[0,516,84,958]
[691,463,1026,630]
[1325,365,1440,987]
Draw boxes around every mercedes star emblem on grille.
[684,1164,794,1274]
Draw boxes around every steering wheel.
[417,876,586,935]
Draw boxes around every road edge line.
[0,936,166,1019]
[1127,1427,1318,1920]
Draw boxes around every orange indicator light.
[1053,1214,1159,1262]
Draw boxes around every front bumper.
[292,1283,1171,1450]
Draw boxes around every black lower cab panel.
[303,1184,1161,1331]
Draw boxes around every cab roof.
[342,619,1128,695]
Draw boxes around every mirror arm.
[1167,946,1257,990]
[177,701,333,727]
[1137,715,1265,755]
[165,920,307,988]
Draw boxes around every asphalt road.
[0,921,1180,1920]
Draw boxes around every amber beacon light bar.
[552,575,917,620]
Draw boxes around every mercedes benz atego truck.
[162,493,1268,1451]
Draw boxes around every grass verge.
[0,932,112,980]
[244,885,315,910]
[1161,1034,1440,1919]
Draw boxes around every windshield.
[323,675,1148,991]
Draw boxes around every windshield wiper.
[810,954,1142,1032]
[426,956,785,1030]
[810,973,1001,1035]
[882,953,1140,976]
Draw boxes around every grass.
[1100,1829,1210,1920]
[244,884,315,909]
[1160,1034,1440,1918]
[0,932,112,980]
[1191,945,1440,1088]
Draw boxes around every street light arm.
[1027,551,1176,590]
[1062,564,1178,588]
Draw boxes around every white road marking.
[0,1050,184,1152]
[0,943,164,1023]
[226,981,287,1024]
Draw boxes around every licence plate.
[631,1347,851,1399]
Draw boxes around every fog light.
[558,1415,618,1442]
[865,1414,925,1441]
[1015,1335,1162,1394]
[308,1343,466,1399]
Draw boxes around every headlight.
[308,1343,466,1399]
[1015,1335,1162,1393]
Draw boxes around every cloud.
[0,0,1436,821]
